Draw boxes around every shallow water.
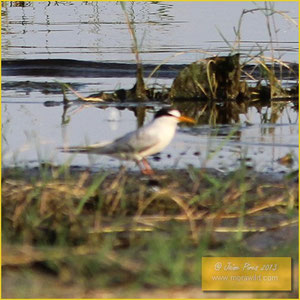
[2,94,298,174]
[2,1,298,63]
[1,1,299,174]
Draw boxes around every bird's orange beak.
[178,115,196,124]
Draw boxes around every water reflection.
[54,98,297,136]
[2,1,298,62]
[1,1,179,62]
[2,96,298,174]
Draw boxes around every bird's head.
[154,108,196,124]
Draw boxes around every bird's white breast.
[137,116,178,158]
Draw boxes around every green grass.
[2,163,298,297]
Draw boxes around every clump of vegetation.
[169,54,243,101]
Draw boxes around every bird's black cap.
[154,108,179,119]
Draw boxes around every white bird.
[61,108,196,175]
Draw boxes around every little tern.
[61,108,196,175]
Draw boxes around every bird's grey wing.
[60,126,159,156]
[105,126,160,155]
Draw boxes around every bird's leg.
[142,158,155,175]
[137,158,155,176]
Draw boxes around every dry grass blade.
[207,188,296,220]
[120,2,141,65]
[136,189,199,241]
[252,55,297,74]
[272,9,298,26]
[167,193,198,242]
[134,211,208,224]
[214,217,298,233]
[89,225,156,234]
[61,82,104,102]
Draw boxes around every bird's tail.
[58,141,111,154]
[59,146,91,153]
